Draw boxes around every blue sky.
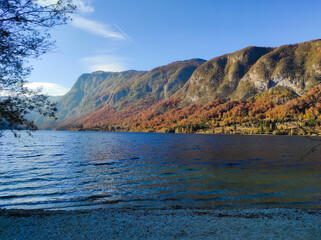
[28,0,321,95]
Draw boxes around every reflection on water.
[0,131,321,210]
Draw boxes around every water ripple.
[1,130,321,210]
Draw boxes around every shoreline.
[1,208,320,239]
[52,128,321,138]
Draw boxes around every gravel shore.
[1,208,320,240]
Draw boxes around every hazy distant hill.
[33,40,321,133]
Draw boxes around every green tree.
[0,0,75,135]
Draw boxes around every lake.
[0,131,321,210]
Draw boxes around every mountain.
[33,70,147,128]
[176,46,274,105]
[34,40,321,134]
[74,84,321,135]
[176,39,321,105]
[107,58,206,106]
[57,71,146,118]
[37,59,205,128]
[232,39,321,99]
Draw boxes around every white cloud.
[25,82,70,96]
[82,55,128,72]
[71,16,127,39]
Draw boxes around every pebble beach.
[1,208,320,240]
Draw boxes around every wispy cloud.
[37,0,131,41]
[26,82,70,96]
[36,0,133,74]
[82,55,128,72]
[71,16,127,40]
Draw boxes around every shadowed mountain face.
[59,71,147,118]
[36,59,206,128]
[107,58,206,106]
[34,40,321,130]
[33,71,146,127]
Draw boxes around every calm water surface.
[1,131,321,210]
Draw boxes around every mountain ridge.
[34,39,321,134]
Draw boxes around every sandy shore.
[0,208,320,240]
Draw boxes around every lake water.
[1,131,321,210]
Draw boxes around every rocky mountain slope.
[176,46,274,105]
[232,40,321,99]
[34,39,321,131]
[176,39,321,105]
[33,70,146,127]
[36,59,205,128]
[106,58,206,106]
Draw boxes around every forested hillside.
[34,40,321,135]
